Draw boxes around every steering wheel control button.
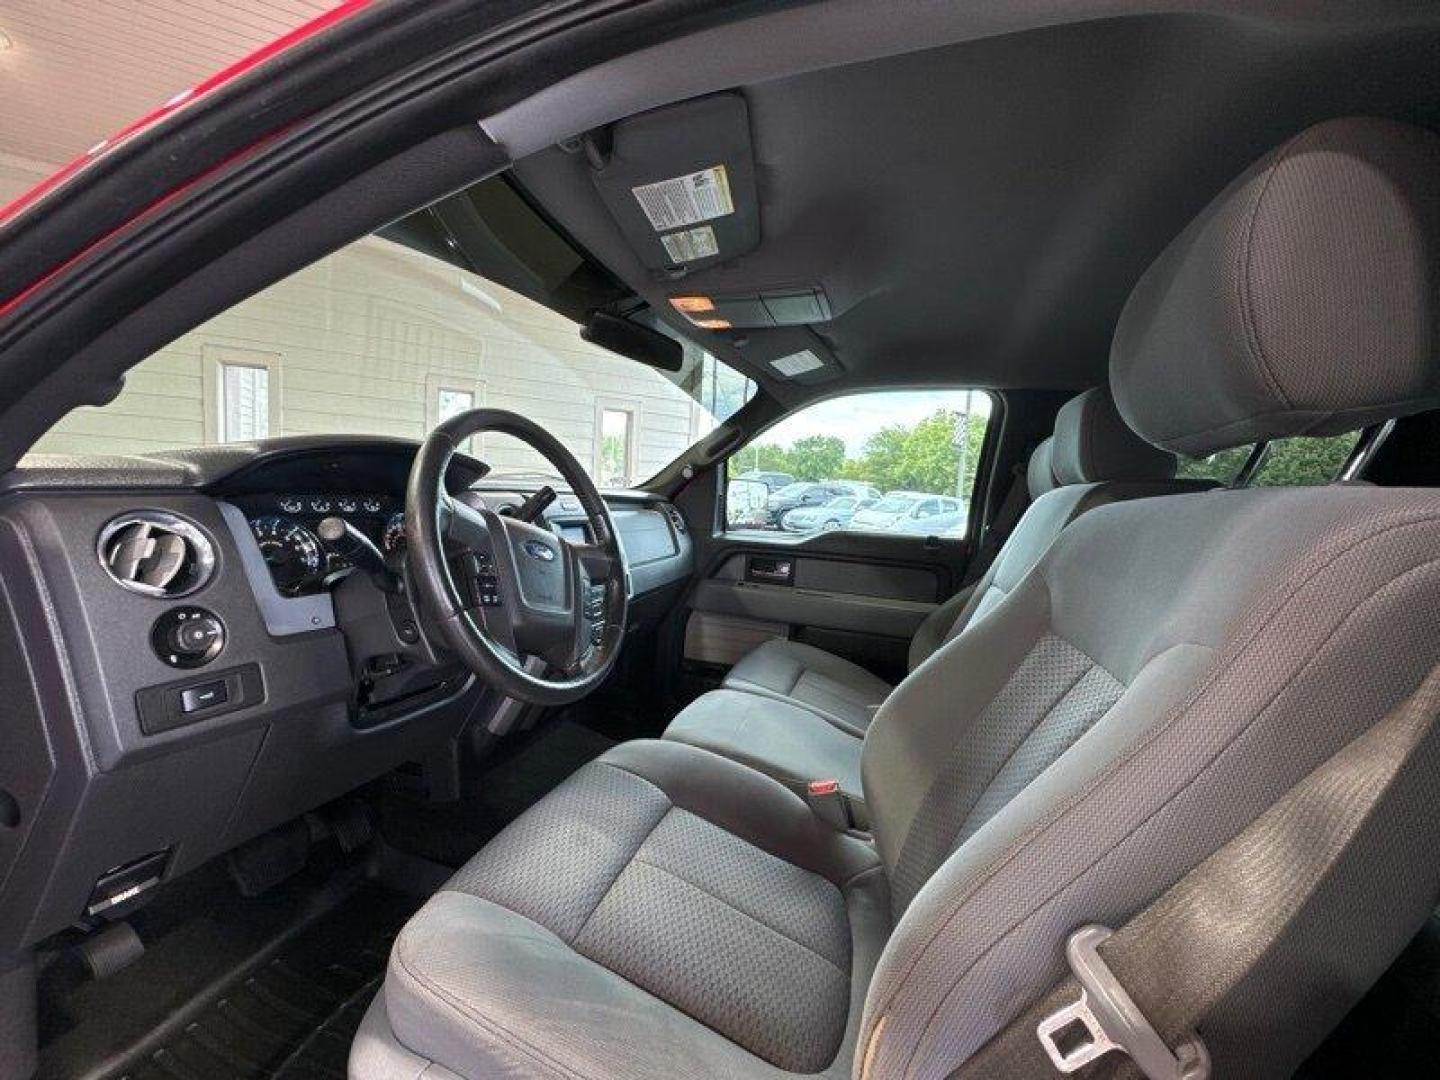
[136,662,263,735]
[465,553,503,606]
[152,606,226,668]
[180,680,229,713]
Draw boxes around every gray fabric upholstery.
[723,638,891,737]
[1112,117,1440,456]
[351,993,465,1080]
[674,481,1212,803]
[663,688,869,825]
[1049,387,1177,485]
[379,740,888,1079]
[922,478,1218,662]
[887,632,1126,912]
[857,485,1440,1077]
[1025,435,1057,498]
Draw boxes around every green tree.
[1176,445,1253,484]
[1251,432,1360,487]
[786,435,846,481]
[735,442,793,476]
[851,409,987,497]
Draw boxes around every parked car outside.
[826,480,882,502]
[767,481,836,524]
[734,469,795,493]
[896,495,967,536]
[851,491,968,537]
[781,495,872,533]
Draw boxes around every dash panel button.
[180,680,229,713]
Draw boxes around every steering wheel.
[405,409,629,705]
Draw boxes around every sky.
[761,389,992,455]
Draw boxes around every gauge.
[249,516,324,594]
[361,496,383,514]
[278,494,303,514]
[382,511,407,553]
[308,495,332,514]
[336,495,359,514]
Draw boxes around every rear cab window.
[726,390,991,539]
[1177,431,1361,488]
[1248,431,1362,486]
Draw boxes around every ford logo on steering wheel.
[522,539,556,562]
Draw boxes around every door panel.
[683,523,967,684]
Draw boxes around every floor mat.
[39,879,416,1080]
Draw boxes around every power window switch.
[180,680,229,713]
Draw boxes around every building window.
[220,364,271,441]
[203,347,280,445]
[435,386,475,425]
[597,406,637,488]
[424,375,484,453]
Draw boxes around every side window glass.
[1247,431,1361,487]
[726,390,991,538]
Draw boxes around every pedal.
[76,921,144,980]
[226,818,310,897]
[326,800,374,854]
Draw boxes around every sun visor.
[589,93,759,274]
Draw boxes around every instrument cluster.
[241,493,407,596]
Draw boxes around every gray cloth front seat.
[716,387,1184,740]
[665,387,1204,819]
[354,117,1440,1080]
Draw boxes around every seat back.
[906,386,1207,671]
[858,117,1440,1079]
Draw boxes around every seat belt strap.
[977,463,1029,563]
[953,662,1440,1080]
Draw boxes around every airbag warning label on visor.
[660,226,719,264]
[632,165,735,231]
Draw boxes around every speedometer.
[250,516,324,594]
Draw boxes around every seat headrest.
[1111,117,1440,457]
[1050,387,1178,485]
[1026,437,1058,497]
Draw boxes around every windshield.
[27,217,753,489]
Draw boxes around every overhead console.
[507,92,852,392]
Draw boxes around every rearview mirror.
[581,312,684,372]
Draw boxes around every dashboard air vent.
[666,506,687,533]
[98,511,216,598]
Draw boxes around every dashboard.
[0,436,692,958]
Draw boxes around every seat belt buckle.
[804,778,851,830]
[1037,925,1210,1080]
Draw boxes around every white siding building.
[33,237,733,485]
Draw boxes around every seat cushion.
[663,688,868,827]
[722,638,893,736]
[376,739,888,1079]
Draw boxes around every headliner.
[510,11,1440,398]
